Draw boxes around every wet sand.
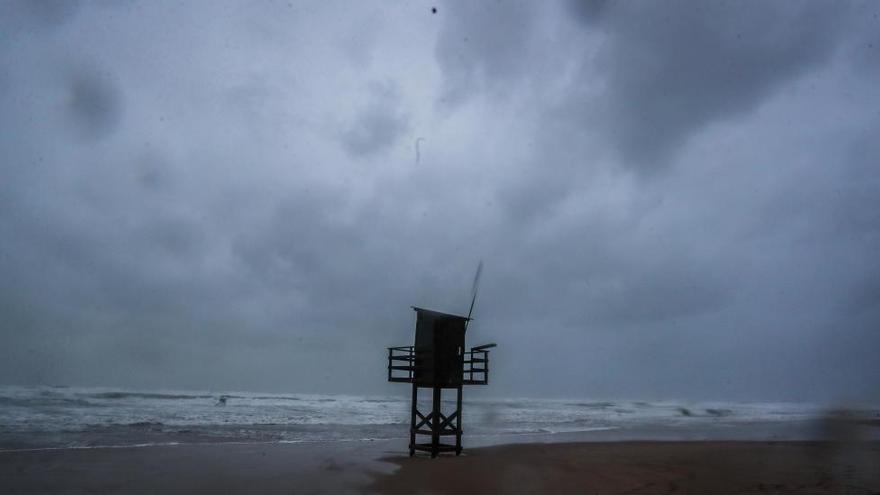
[0,440,397,495]
[2,439,878,494]
[373,441,880,494]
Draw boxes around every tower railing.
[386,346,490,385]
[462,348,489,385]
[387,346,416,382]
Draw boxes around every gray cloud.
[339,81,409,156]
[0,1,877,402]
[436,1,854,171]
[435,2,539,105]
[65,68,122,139]
[3,0,81,30]
[575,0,852,169]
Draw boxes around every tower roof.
[411,306,471,321]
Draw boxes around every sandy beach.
[2,438,878,494]
[0,440,395,495]
[374,441,880,494]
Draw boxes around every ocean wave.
[126,421,165,428]
[566,402,615,409]
[0,396,102,408]
[84,392,214,400]
[705,408,734,417]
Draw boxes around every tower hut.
[387,306,495,457]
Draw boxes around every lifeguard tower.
[386,263,495,457]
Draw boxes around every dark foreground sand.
[374,441,880,494]
[2,440,878,494]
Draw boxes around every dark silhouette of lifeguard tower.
[387,264,495,457]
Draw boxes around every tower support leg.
[455,385,463,455]
[409,384,417,457]
[431,386,441,458]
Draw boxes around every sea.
[1,385,876,451]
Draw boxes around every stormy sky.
[1,1,878,403]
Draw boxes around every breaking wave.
[1,385,873,451]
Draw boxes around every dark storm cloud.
[567,0,610,24]
[435,2,539,105]
[438,1,853,170]
[0,1,877,402]
[586,261,728,325]
[576,1,852,169]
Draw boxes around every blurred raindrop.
[66,69,121,140]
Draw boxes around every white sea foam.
[0,385,874,450]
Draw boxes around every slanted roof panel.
[411,306,470,321]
